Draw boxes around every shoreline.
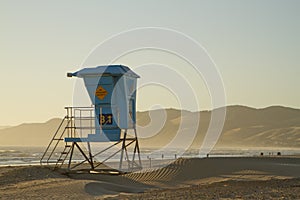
[1,152,300,168]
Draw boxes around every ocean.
[1,146,299,167]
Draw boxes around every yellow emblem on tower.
[95,85,108,100]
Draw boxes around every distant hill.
[216,105,300,148]
[0,126,11,130]
[0,106,299,148]
[0,118,62,146]
[136,105,300,148]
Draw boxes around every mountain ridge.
[0,105,299,148]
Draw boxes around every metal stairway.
[40,115,72,168]
[54,143,72,168]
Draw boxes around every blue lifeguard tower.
[41,65,142,172]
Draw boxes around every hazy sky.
[1,0,299,125]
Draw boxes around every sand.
[0,157,299,199]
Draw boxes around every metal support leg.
[68,142,75,170]
[132,139,137,168]
[119,130,127,171]
[124,145,130,170]
[74,142,94,170]
[87,142,94,170]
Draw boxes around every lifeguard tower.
[40,65,142,173]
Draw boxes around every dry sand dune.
[0,157,299,199]
[126,157,300,186]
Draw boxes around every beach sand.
[0,157,299,199]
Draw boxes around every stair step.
[61,152,68,154]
